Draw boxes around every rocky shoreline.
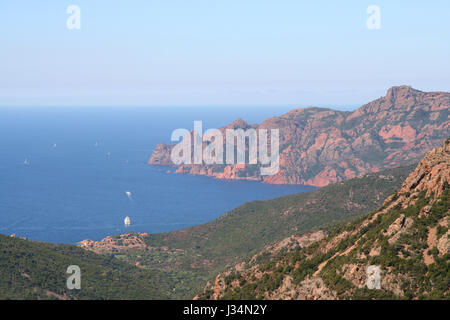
[149,86,450,187]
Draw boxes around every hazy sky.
[1,0,449,107]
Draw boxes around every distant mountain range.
[149,86,450,186]
[199,139,450,300]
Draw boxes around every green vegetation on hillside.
[0,235,183,299]
[206,187,449,300]
[117,165,414,298]
[0,165,416,299]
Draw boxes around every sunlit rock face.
[366,265,382,290]
[150,86,450,187]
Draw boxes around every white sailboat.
[24,158,30,166]
[124,216,131,227]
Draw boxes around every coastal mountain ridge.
[149,86,450,186]
[1,142,446,299]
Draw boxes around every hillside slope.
[0,235,184,299]
[200,139,450,300]
[150,86,450,186]
[80,164,414,298]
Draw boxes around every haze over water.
[0,106,314,244]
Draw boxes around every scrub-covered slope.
[200,139,449,300]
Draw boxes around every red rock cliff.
[149,86,450,187]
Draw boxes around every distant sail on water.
[124,216,131,227]
[24,158,30,166]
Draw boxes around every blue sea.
[0,106,314,244]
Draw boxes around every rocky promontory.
[149,86,450,186]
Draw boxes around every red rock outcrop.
[78,233,149,254]
[398,137,450,200]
